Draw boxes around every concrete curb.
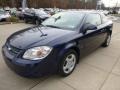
[0,21,24,25]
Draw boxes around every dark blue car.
[2,11,113,77]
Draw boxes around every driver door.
[79,13,105,57]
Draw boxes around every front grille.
[6,43,21,55]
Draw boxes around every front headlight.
[23,46,52,60]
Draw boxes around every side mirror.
[82,23,97,34]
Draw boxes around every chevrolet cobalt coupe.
[2,11,113,77]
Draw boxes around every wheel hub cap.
[63,54,76,74]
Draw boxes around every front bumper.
[2,46,58,77]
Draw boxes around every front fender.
[57,42,79,63]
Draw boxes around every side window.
[85,14,102,26]
[101,14,109,23]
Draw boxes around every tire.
[58,49,78,77]
[102,33,111,47]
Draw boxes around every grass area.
[0,16,24,25]
[6,16,19,22]
[111,14,120,17]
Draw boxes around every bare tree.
[0,0,98,9]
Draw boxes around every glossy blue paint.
[2,11,113,77]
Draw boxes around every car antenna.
[37,25,47,37]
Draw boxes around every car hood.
[0,14,10,18]
[7,26,75,49]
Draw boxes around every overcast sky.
[102,0,120,7]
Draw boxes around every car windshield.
[42,12,84,30]
[35,10,47,15]
[25,9,35,14]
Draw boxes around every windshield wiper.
[36,26,47,37]
[45,25,61,29]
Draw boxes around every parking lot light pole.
[84,0,86,9]
[84,0,88,9]
[22,0,27,11]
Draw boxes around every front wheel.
[58,50,78,77]
[102,33,111,47]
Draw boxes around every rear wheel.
[58,50,78,76]
[102,33,111,47]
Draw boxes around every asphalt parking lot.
[0,22,120,90]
